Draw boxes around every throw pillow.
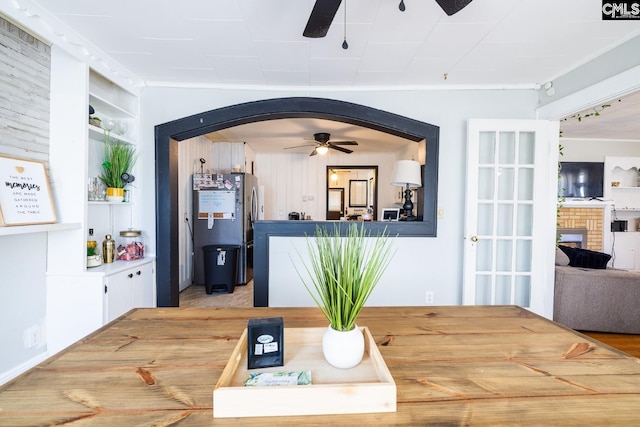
[555,247,570,266]
[558,245,611,269]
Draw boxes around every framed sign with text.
[0,155,57,226]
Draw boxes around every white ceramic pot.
[322,324,365,369]
[87,254,102,268]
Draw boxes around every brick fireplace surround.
[557,207,603,251]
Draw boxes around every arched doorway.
[155,97,439,307]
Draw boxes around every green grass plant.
[294,223,395,332]
[99,136,137,189]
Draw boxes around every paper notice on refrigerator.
[193,173,215,190]
[198,190,235,220]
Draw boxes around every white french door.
[463,119,559,317]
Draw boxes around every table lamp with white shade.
[392,160,422,221]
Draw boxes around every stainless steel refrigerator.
[192,173,258,287]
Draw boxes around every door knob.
[471,236,478,242]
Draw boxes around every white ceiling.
[207,118,416,154]
[30,0,640,147]
[558,91,640,140]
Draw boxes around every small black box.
[247,317,284,370]
[612,220,628,232]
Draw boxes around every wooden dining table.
[2,305,640,425]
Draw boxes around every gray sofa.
[554,265,640,334]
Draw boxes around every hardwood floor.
[178,286,640,358]
[581,331,640,358]
[179,280,254,307]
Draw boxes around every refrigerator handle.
[250,186,258,223]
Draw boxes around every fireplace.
[557,206,604,251]
[557,228,588,248]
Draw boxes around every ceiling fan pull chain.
[342,0,349,49]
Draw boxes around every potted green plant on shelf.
[294,222,395,369]
[99,135,137,202]
[86,245,102,267]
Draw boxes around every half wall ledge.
[253,220,434,307]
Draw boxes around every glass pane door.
[474,131,534,306]
[464,120,558,317]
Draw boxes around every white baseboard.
[0,351,50,387]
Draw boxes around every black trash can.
[202,245,239,294]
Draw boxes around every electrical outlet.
[425,291,434,305]
[23,325,42,349]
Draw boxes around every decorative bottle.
[87,228,97,255]
[102,234,115,264]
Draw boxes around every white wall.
[0,15,51,384]
[140,88,539,306]
[256,150,409,222]
[0,233,48,382]
[270,236,444,307]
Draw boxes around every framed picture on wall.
[0,155,57,226]
[349,179,368,207]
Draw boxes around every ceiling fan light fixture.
[316,145,329,155]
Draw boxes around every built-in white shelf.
[558,199,613,208]
[88,124,134,145]
[88,201,132,206]
[0,222,81,237]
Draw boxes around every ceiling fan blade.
[303,0,342,38]
[284,144,315,150]
[330,140,358,146]
[309,148,318,156]
[329,144,353,154]
[435,0,473,16]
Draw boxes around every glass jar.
[117,230,144,261]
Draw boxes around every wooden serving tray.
[213,326,396,418]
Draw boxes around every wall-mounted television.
[558,162,604,199]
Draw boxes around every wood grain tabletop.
[1,305,640,426]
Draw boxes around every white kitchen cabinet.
[609,232,639,270]
[105,270,133,322]
[107,260,155,320]
[47,258,156,355]
[132,262,156,307]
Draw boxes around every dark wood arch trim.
[155,97,439,307]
